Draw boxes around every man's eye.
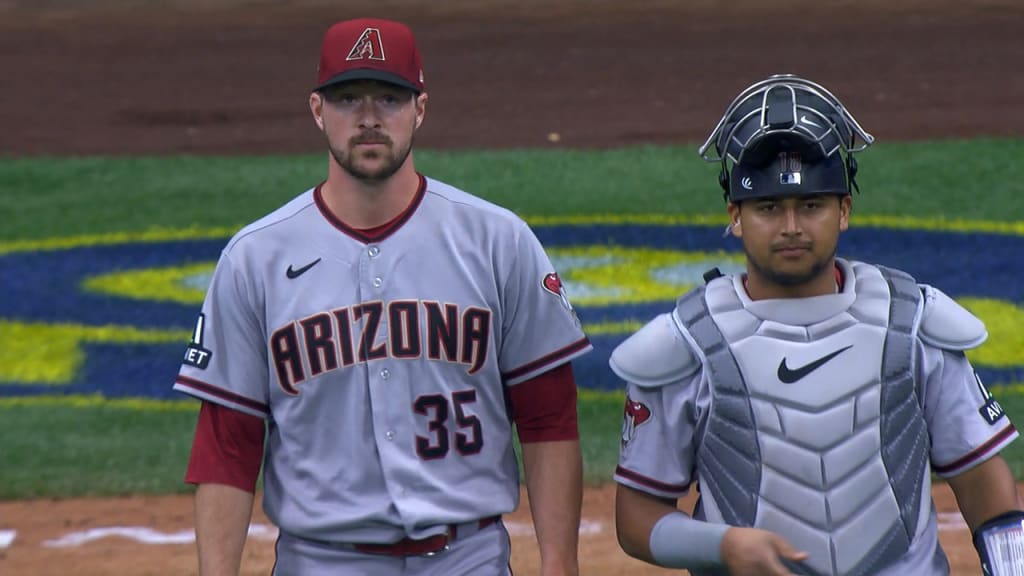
[324,92,356,104]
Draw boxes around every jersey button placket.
[380,369,394,443]
[368,242,385,284]
[360,243,406,500]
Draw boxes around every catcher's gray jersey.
[613,259,1017,576]
[174,175,591,543]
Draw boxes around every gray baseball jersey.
[613,259,1017,575]
[174,174,591,544]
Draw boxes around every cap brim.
[314,69,421,93]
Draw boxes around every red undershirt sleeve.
[507,362,580,443]
[185,401,266,493]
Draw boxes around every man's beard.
[329,132,414,182]
[745,245,836,287]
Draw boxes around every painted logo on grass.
[1,218,1022,399]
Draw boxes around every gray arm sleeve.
[649,511,729,569]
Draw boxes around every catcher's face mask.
[698,74,875,202]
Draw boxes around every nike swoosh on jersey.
[286,257,322,279]
[777,345,853,384]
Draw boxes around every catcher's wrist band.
[973,510,1024,576]
[648,511,729,569]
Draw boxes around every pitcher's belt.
[316,516,501,557]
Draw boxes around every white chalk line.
[2,514,965,550]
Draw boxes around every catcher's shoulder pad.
[609,312,700,388]
[918,284,987,351]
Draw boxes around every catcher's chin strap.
[973,509,1024,575]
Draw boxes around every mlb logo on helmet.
[779,151,803,185]
[315,18,425,93]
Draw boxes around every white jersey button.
[368,246,380,258]
[385,430,395,440]
[373,277,383,287]
[380,369,390,379]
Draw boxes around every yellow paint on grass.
[0,321,189,385]
[0,226,238,255]
[550,247,744,305]
[0,394,198,411]
[961,299,1024,367]
[82,263,213,304]
[2,213,1022,256]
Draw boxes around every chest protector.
[680,262,929,576]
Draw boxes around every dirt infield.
[2,0,1023,156]
[0,483,1011,575]
[2,0,1023,574]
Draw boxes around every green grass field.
[1,139,1023,498]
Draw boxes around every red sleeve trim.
[185,401,266,492]
[175,375,270,415]
[508,362,579,443]
[502,337,591,381]
[614,465,690,494]
[933,423,1018,476]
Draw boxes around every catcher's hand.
[720,526,809,575]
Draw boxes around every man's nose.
[357,99,383,129]
[781,207,801,234]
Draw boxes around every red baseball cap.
[315,18,425,93]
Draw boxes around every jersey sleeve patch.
[620,395,652,445]
[541,272,574,311]
[182,313,213,369]
[975,372,1007,425]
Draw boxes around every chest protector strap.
[677,265,928,576]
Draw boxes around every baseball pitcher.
[173,18,591,576]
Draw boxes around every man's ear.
[414,91,428,130]
[309,92,324,131]
[726,202,742,237]
[839,195,852,232]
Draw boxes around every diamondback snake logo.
[621,397,652,444]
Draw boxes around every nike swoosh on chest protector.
[777,345,854,383]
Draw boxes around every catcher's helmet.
[698,74,874,202]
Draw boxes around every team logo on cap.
[347,28,386,62]
[621,396,652,444]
